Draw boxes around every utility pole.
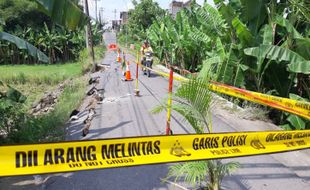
[98,11,102,25]
[84,0,96,71]
[99,7,104,25]
[113,9,117,20]
[93,0,101,21]
[123,0,129,48]
[83,0,89,49]
[112,9,118,32]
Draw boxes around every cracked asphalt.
[1,32,309,190]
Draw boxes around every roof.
[170,0,192,8]
[183,0,192,7]
[170,0,183,7]
[120,11,128,19]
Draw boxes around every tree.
[126,0,165,41]
[0,0,51,63]
[0,17,49,63]
[0,0,90,64]
[35,0,89,30]
[147,2,226,71]
[206,0,310,127]
[0,0,51,31]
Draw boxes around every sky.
[87,0,214,23]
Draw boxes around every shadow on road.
[21,164,171,190]
[87,121,132,139]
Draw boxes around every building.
[169,0,192,18]
[183,0,192,7]
[120,11,129,25]
[112,20,121,31]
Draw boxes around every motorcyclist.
[140,40,153,69]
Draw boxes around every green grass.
[0,63,83,109]
[0,45,106,144]
[79,46,106,73]
[0,63,82,85]
[7,77,87,143]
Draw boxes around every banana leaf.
[275,16,310,60]
[264,61,292,97]
[196,3,226,37]
[260,24,273,45]
[35,0,89,30]
[233,61,248,88]
[232,17,255,46]
[244,44,310,74]
[283,94,309,130]
[239,0,268,34]
[286,114,306,130]
[190,26,210,44]
[217,3,236,25]
[0,31,49,63]
[0,18,4,26]
[295,38,310,60]
[288,61,310,74]
[275,16,302,39]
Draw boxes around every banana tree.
[38,23,63,63]
[11,0,92,64]
[243,14,310,97]
[0,0,90,64]
[280,94,310,130]
[34,0,98,70]
[35,0,89,30]
[0,9,49,63]
[0,31,49,63]
[147,2,226,71]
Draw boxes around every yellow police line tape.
[1,130,309,177]
[209,82,310,120]
[130,59,310,120]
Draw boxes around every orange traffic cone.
[124,61,133,81]
[117,49,121,63]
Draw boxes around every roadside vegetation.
[0,77,86,143]
[0,63,82,85]
[119,0,310,130]
[117,0,165,50]
[0,45,105,144]
[0,0,105,144]
[153,69,239,190]
[118,0,309,188]
[0,0,308,188]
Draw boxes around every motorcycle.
[142,51,153,77]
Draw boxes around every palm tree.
[167,160,239,190]
[153,71,239,190]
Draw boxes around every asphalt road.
[1,32,309,190]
